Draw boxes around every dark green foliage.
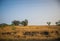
[0,23,8,28]
[47,22,51,26]
[24,19,28,25]
[12,20,20,26]
[55,20,60,26]
[11,19,28,26]
[21,21,26,26]
[21,19,28,26]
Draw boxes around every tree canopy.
[56,20,60,26]
[12,20,20,26]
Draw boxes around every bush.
[21,19,28,26]
[11,19,28,26]
[0,23,8,28]
[12,20,20,26]
[47,22,51,26]
[55,20,60,26]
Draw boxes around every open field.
[0,25,60,41]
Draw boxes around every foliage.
[55,20,60,26]
[47,22,51,26]
[12,20,20,26]
[21,19,28,26]
[11,19,28,26]
[0,23,8,28]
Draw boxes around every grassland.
[0,25,60,41]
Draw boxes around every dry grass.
[0,25,60,40]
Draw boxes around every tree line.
[12,19,28,26]
[0,19,28,27]
[47,20,60,26]
[0,19,60,28]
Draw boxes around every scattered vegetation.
[0,19,60,41]
[11,19,28,26]
[0,26,60,40]
[0,23,8,28]
[12,20,20,26]
[47,22,51,26]
[55,20,60,26]
[21,19,28,26]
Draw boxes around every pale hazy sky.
[0,0,60,25]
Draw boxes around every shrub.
[0,23,8,28]
[47,22,51,26]
[55,20,60,26]
[12,20,20,26]
[21,19,28,26]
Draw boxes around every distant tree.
[0,23,8,28]
[12,20,20,26]
[24,19,28,25]
[21,19,28,26]
[47,22,51,26]
[55,20,60,26]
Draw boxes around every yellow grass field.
[0,25,60,40]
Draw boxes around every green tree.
[56,20,60,26]
[21,19,28,26]
[47,22,51,26]
[12,20,20,26]
[24,19,28,25]
[0,23,8,28]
